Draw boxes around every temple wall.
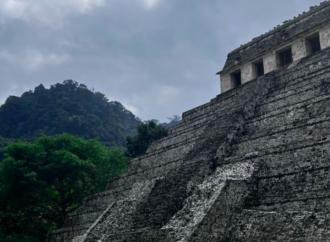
[241,63,254,84]
[263,51,277,74]
[292,38,307,61]
[320,22,330,49]
[220,73,231,93]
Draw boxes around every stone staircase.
[162,161,254,242]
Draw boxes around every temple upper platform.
[218,0,330,93]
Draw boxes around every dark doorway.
[278,47,293,67]
[306,33,321,54]
[231,71,242,88]
[254,61,264,77]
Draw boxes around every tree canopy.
[126,120,168,158]
[0,134,127,241]
[0,80,139,147]
[0,136,13,162]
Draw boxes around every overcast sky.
[0,0,323,121]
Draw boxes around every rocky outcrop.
[48,46,330,241]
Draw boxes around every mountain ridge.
[0,80,139,148]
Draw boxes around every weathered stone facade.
[48,2,330,241]
[219,1,330,93]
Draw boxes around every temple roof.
[218,0,330,74]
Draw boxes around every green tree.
[126,120,168,158]
[0,136,13,162]
[0,134,127,241]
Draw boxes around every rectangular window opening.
[306,33,321,55]
[254,61,264,77]
[231,71,241,88]
[277,47,293,67]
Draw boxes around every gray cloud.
[0,0,322,121]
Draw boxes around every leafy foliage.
[0,134,127,241]
[0,136,14,162]
[126,120,168,158]
[0,232,39,242]
[0,80,139,147]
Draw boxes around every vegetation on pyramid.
[126,120,168,158]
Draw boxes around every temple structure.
[48,1,330,241]
[218,1,330,93]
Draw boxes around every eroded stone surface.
[162,162,254,242]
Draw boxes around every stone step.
[169,110,215,136]
[230,209,330,241]
[73,179,159,241]
[182,102,215,123]
[147,122,209,154]
[83,227,167,242]
[64,209,104,227]
[256,78,330,118]
[248,94,330,131]
[260,69,330,109]
[236,141,330,179]
[265,52,330,97]
[243,97,330,142]
[255,166,330,205]
[235,119,330,156]
[162,162,254,242]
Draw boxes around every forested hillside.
[0,80,139,147]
